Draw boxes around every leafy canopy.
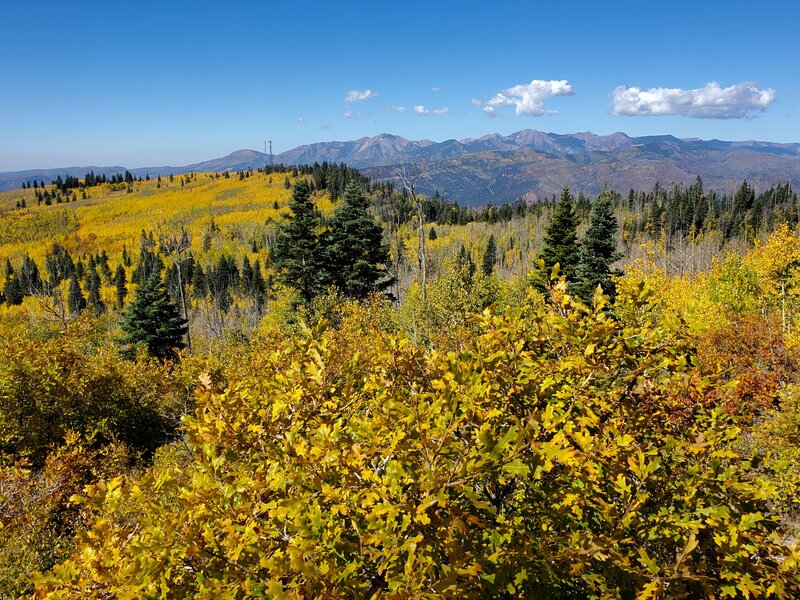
[37,284,800,599]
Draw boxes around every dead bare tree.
[396,156,427,304]
[154,217,193,352]
[29,283,69,328]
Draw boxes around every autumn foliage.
[34,285,800,598]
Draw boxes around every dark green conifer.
[542,188,580,282]
[191,264,207,299]
[119,272,188,360]
[87,269,105,315]
[3,273,23,306]
[67,274,86,316]
[324,180,393,300]
[115,265,128,308]
[249,259,266,311]
[574,190,624,304]
[271,180,326,304]
[482,234,497,276]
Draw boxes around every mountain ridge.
[2,130,799,205]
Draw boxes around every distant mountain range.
[3,130,799,206]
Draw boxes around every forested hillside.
[2,166,800,598]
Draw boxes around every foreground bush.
[36,285,800,598]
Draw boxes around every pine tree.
[119,272,188,360]
[325,180,393,300]
[271,180,326,304]
[191,264,208,299]
[132,230,163,284]
[87,269,105,315]
[67,274,86,316]
[249,259,266,311]
[115,265,128,307]
[574,191,624,304]
[542,188,580,282]
[482,234,497,276]
[3,275,23,306]
[457,245,476,281]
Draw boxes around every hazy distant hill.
[2,130,799,204]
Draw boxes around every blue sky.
[1,0,798,171]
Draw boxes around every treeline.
[19,170,138,192]
[262,161,368,201]
[367,177,798,245]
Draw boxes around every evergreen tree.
[574,191,624,304]
[482,234,497,276]
[191,264,208,299]
[325,180,393,299]
[132,230,163,284]
[542,188,580,282]
[271,180,326,304]
[115,265,128,308]
[249,260,266,311]
[119,272,188,360]
[87,269,105,315]
[18,254,42,295]
[67,274,86,316]
[456,244,477,290]
[3,275,23,306]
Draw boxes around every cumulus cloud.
[414,105,449,116]
[343,110,361,118]
[386,105,406,113]
[470,98,482,107]
[344,89,378,102]
[481,79,574,117]
[431,86,441,92]
[612,81,776,119]
[297,117,305,124]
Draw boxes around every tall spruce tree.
[3,274,23,306]
[574,190,624,304]
[271,179,325,304]
[67,274,86,315]
[115,265,128,308]
[482,234,497,276]
[119,272,188,360]
[325,180,393,299]
[542,187,580,282]
[87,269,105,315]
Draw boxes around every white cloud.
[414,105,449,116]
[612,81,776,119]
[386,105,406,113]
[344,89,378,102]
[470,98,482,107]
[343,110,361,118]
[481,79,574,117]
[297,117,305,124]
[431,86,441,92]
